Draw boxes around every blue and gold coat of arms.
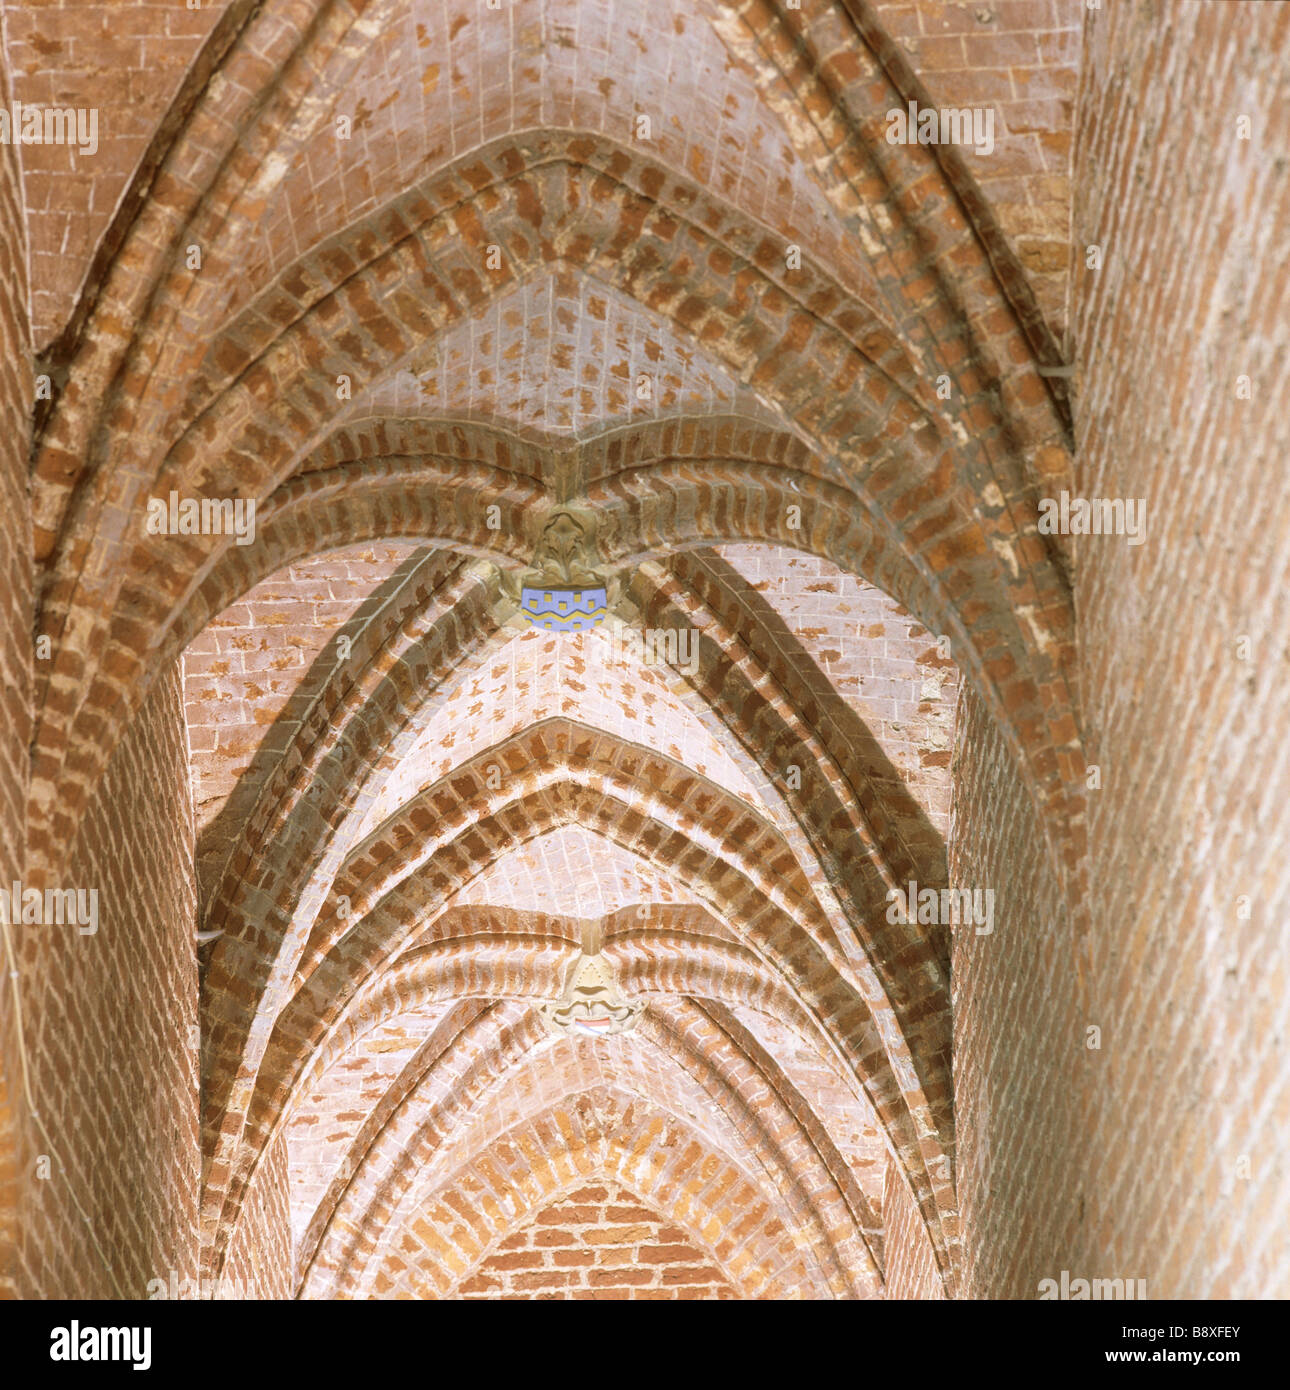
[520,585,609,631]
[514,510,614,632]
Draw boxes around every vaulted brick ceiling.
[14,0,1083,1298]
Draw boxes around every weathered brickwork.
[0,0,1284,1304]
[457,1184,738,1300]
[224,1131,292,1300]
[883,1152,943,1299]
[184,541,426,904]
[0,44,32,1303]
[943,1,1290,1303]
[206,712,923,1294]
[5,0,229,347]
[0,1070,17,1299]
[364,267,787,440]
[1069,0,1290,1299]
[285,1004,457,1247]
[872,0,1082,334]
[14,664,198,1299]
[23,20,1078,902]
[355,625,766,841]
[712,544,959,849]
[949,683,1073,1298]
[364,1082,843,1300]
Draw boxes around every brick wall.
[224,1130,292,1300]
[949,683,1074,1298]
[950,0,1290,1301]
[1067,0,1290,1298]
[712,545,960,847]
[0,1070,16,1300]
[183,541,421,906]
[14,664,198,1298]
[872,0,1083,335]
[456,1183,737,1300]
[0,41,31,1302]
[2,0,227,348]
[883,1152,943,1299]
